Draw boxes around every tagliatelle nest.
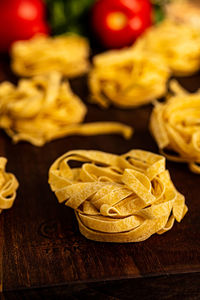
[135,19,200,76]
[166,0,200,30]
[49,149,187,243]
[150,80,200,174]
[88,47,170,108]
[11,35,90,78]
[0,157,19,214]
[0,72,133,146]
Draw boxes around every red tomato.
[0,0,49,52]
[92,0,152,48]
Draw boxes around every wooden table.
[0,58,200,299]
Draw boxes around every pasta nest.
[11,35,90,78]
[89,47,170,108]
[0,72,86,146]
[0,158,19,214]
[0,72,133,146]
[150,80,200,174]
[49,149,187,243]
[135,19,200,76]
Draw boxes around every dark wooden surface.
[2,273,200,300]
[0,58,200,299]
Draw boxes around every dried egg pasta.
[0,72,133,146]
[0,157,18,214]
[11,35,90,78]
[89,47,170,108]
[49,149,187,242]
[135,19,200,76]
[150,80,200,174]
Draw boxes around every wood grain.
[0,62,200,297]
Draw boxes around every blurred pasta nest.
[11,35,90,78]
[150,80,200,174]
[89,47,170,108]
[49,149,187,243]
[0,157,18,214]
[0,72,86,146]
[0,72,133,146]
[89,19,200,109]
[135,19,200,76]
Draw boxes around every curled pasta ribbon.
[135,19,200,76]
[0,157,19,214]
[11,35,90,78]
[48,149,187,243]
[150,80,200,174]
[88,47,170,108]
[166,1,200,31]
[0,72,133,146]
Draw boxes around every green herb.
[153,4,165,23]
[151,0,172,23]
[45,0,96,36]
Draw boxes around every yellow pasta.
[89,19,200,109]
[89,47,170,108]
[150,80,200,174]
[11,35,90,78]
[48,149,187,242]
[135,19,200,76]
[0,72,133,146]
[166,0,200,30]
[0,157,19,214]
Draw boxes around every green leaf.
[153,4,165,23]
[51,2,66,28]
[45,0,96,36]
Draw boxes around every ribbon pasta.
[49,149,187,242]
[11,35,90,78]
[0,157,19,214]
[89,47,170,108]
[150,80,200,174]
[135,19,200,76]
[0,72,133,146]
[89,19,200,109]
